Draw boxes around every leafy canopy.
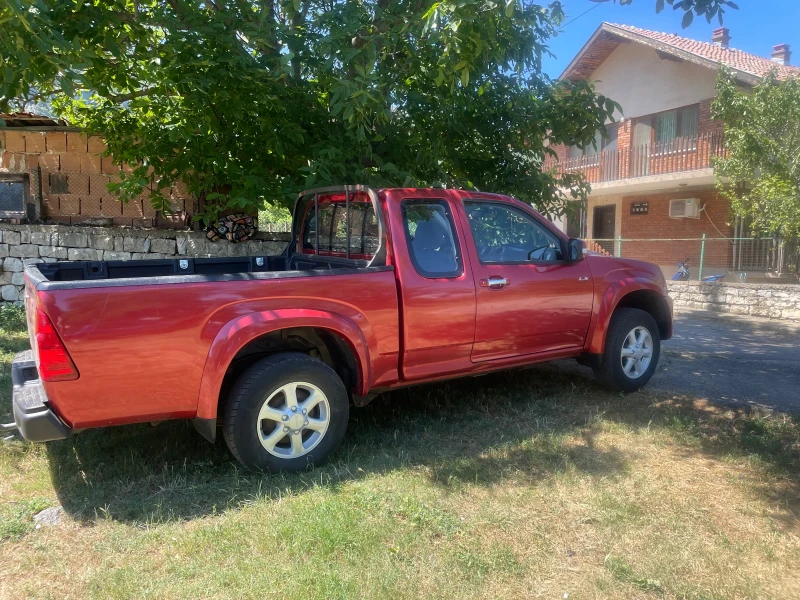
[593,0,738,28]
[0,0,618,223]
[712,69,800,238]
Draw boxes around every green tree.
[712,69,800,240]
[0,0,618,224]
[593,0,738,27]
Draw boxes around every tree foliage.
[595,0,738,28]
[0,0,618,223]
[712,69,800,238]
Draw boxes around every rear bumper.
[11,350,71,442]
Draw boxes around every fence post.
[698,233,706,281]
[616,236,622,258]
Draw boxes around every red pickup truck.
[11,186,672,472]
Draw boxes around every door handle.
[480,276,509,290]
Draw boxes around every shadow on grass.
[40,365,800,526]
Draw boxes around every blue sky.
[541,0,800,79]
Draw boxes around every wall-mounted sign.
[630,201,649,215]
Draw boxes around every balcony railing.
[543,131,727,184]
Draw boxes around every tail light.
[35,310,79,382]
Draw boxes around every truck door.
[387,192,477,381]
[458,199,594,361]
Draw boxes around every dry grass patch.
[1,311,800,599]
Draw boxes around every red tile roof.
[609,23,799,80]
[562,23,799,83]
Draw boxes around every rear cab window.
[401,199,463,278]
[300,193,379,260]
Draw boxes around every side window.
[464,201,563,263]
[402,200,463,278]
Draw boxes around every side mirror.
[568,238,584,262]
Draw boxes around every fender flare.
[195,309,370,419]
[586,280,670,356]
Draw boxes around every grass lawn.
[1,310,799,599]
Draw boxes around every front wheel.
[223,353,350,473]
[593,308,661,393]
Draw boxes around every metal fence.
[258,222,292,233]
[585,235,800,282]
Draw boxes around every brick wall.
[0,223,290,304]
[620,189,733,268]
[0,129,192,227]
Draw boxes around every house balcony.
[543,131,727,196]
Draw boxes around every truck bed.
[34,253,373,285]
[26,258,400,429]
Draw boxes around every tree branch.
[110,88,159,103]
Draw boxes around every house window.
[568,130,603,164]
[636,104,699,149]
[0,176,27,218]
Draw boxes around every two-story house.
[545,23,798,279]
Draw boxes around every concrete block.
[67,248,103,261]
[87,136,106,154]
[11,272,25,286]
[4,231,20,246]
[4,131,25,152]
[9,245,41,258]
[80,154,101,173]
[67,132,88,153]
[103,251,131,261]
[89,234,115,250]
[29,232,51,245]
[3,258,24,272]
[122,236,150,253]
[0,244,8,258]
[56,232,89,248]
[148,238,176,255]
[176,237,187,255]
[24,132,46,153]
[39,246,69,259]
[132,253,165,260]
[184,237,218,257]
[45,132,67,153]
[1,285,19,302]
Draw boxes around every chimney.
[772,44,791,66]
[712,27,731,48]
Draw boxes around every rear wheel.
[593,308,661,393]
[223,353,349,472]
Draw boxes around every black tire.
[223,352,349,473]
[593,308,661,393]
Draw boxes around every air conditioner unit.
[669,198,700,219]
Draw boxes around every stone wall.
[668,280,800,321]
[0,223,290,303]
